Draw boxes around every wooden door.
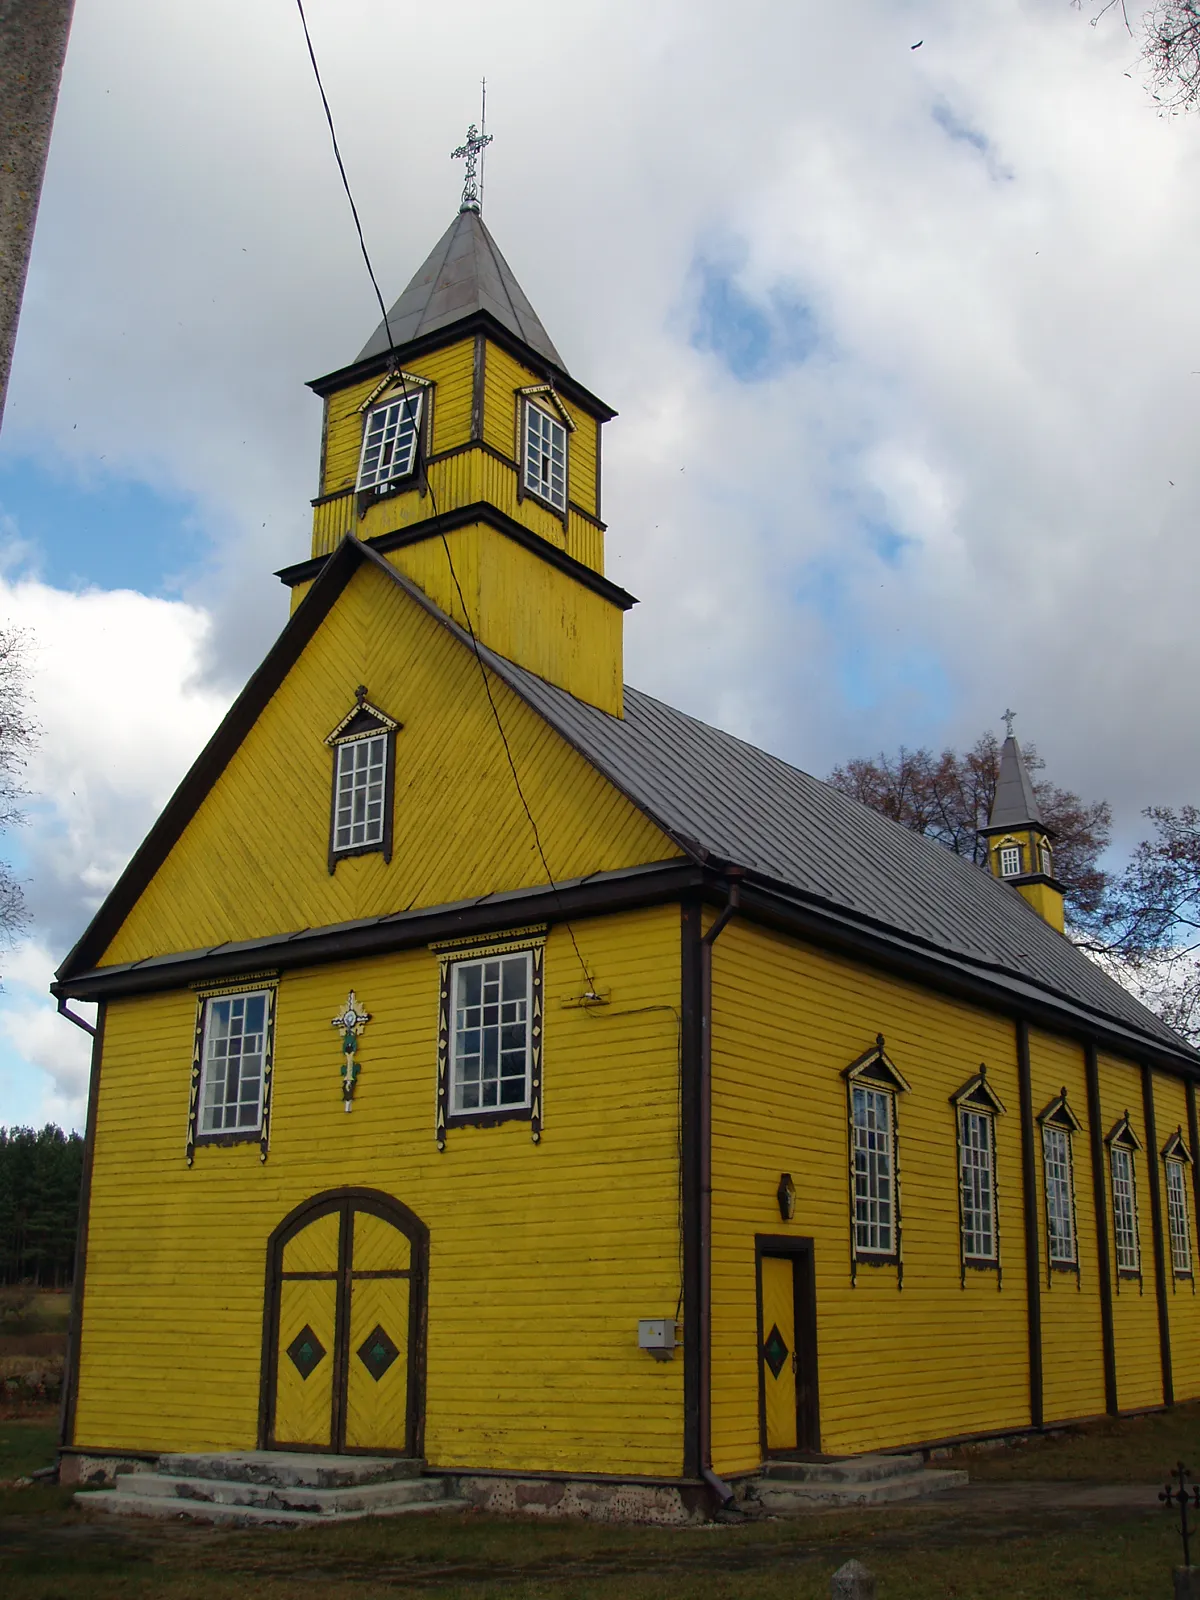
[274,1209,340,1448]
[343,1209,411,1450]
[263,1190,426,1455]
[761,1255,798,1451]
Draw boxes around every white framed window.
[333,734,387,853]
[1111,1145,1140,1275]
[357,392,423,492]
[1167,1160,1193,1277]
[999,844,1022,878]
[199,990,271,1134]
[523,402,567,511]
[852,1086,895,1255]
[450,952,532,1114]
[1042,1125,1077,1266]
[1039,844,1053,876]
[959,1109,997,1262]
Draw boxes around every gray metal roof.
[988,735,1045,832]
[477,649,1188,1055]
[356,209,565,369]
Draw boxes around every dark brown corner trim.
[305,310,618,423]
[276,501,635,611]
[60,1002,106,1448]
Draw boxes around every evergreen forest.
[0,1125,82,1286]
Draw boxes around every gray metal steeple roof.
[987,735,1046,833]
[356,209,565,369]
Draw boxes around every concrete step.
[109,1470,447,1516]
[75,1487,468,1527]
[763,1453,927,1485]
[155,1451,422,1489]
[755,1465,968,1511]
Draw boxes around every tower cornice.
[306,309,617,421]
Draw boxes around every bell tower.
[978,713,1066,932]
[280,132,631,716]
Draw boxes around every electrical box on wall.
[638,1319,677,1360]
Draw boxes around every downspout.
[57,994,97,1037]
[699,868,743,1508]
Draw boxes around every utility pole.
[0,0,75,431]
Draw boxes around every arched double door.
[259,1189,427,1456]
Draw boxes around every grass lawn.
[0,1405,1192,1599]
[945,1399,1200,1483]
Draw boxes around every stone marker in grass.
[831,1559,875,1599]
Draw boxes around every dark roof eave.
[276,502,637,611]
[306,309,618,423]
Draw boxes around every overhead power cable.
[293,5,596,994]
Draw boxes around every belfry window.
[357,392,423,492]
[324,691,401,870]
[999,844,1022,878]
[199,990,272,1135]
[1039,844,1053,877]
[523,402,567,511]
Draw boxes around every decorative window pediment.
[1105,1111,1143,1153]
[1037,1088,1082,1134]
[516,383,575,432]
[1163,1127,1193,1166]
[842,1034,911,1094]
[357,369,433,414]
[325,688,401,870]
[950,1064,1007,1117]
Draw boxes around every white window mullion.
[960,1109,996,1262]
[852,1085,894,1256]
[332,733,387,852]
[450,952,532,1114]
[524,403,567,511]
[1167,1161,1192,1277]
[1111,1146,1140,1274]
[357,393,423,491]
[199,991,270,1134]
[1043,1126,1077,1266]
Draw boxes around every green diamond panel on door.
[358,1324,400,1382]
[762,1323,789,1381]
[286,1324,327,1380]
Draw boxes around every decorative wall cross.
[332,991,371,1111]
[451,122,492,214]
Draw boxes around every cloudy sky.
[1,0,1196,1129]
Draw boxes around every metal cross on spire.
[1002,708,1017,739]
[452,121,493,214]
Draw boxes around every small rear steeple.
[978,711,1065,932]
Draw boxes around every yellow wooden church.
[53,170,1200,1520]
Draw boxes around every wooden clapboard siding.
[1095,1051,1164,1411]
[75,907,686,1474]
[320,342,475,499]
[709,918,1031,1471]
[100,559,670,968]
[380,522,623,714]
[1027,1030,1107,1424]
[1151,1071,1200,1400]
[481,342,600,521]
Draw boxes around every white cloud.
[0,577,229,1128]
[4,0,1200,1117]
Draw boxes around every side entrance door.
[260,1189,427,1456]
[757,1237,819,1455]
